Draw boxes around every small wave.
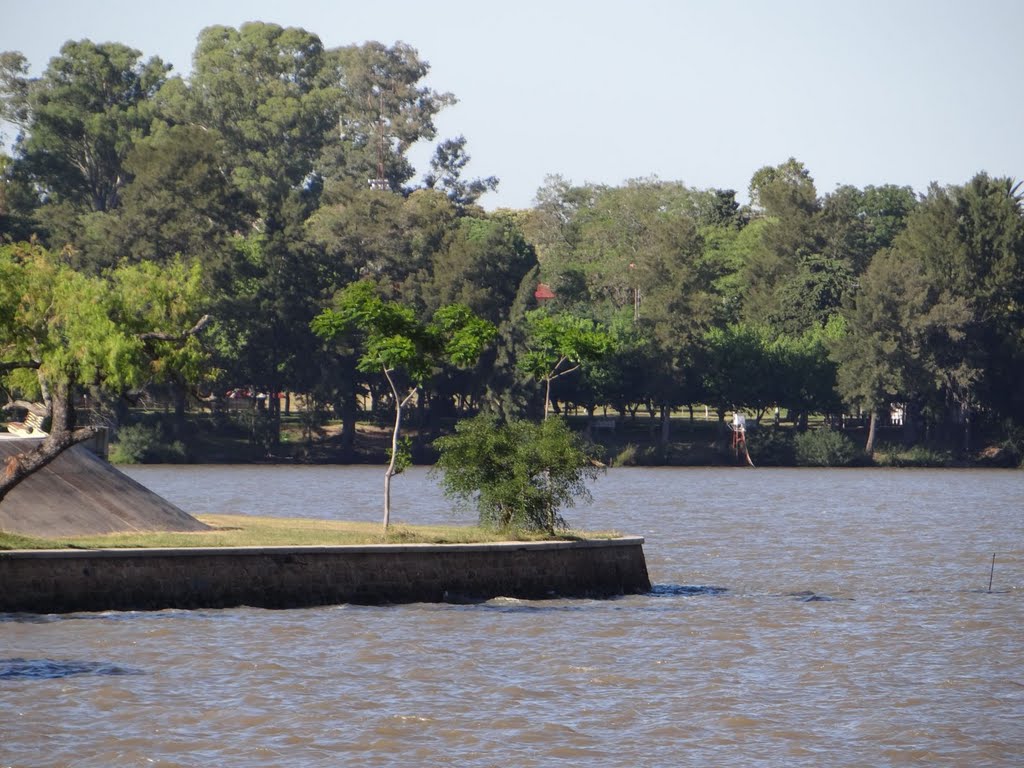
[786,591,853,602]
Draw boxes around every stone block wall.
[0,538,650,613]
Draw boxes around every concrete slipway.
[0,437,208,538]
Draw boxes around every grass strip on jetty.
[0,515,619,550]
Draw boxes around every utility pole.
[369,88,388,191]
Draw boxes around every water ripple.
[2,466,1020,767]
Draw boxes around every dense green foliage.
[793,429,861,467]
[0,243,210,396]
[0,241,212,501]
[432,413,602,533]
[108,423,186,464]
[2,24,1023,474]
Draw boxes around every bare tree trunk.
[660,405,671,446]
[381,366,416,531]
[383,397,401,530]
[864,410,878,457]
[0,383,99,505]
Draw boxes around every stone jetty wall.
[0,538,650,613]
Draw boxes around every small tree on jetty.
[432,413,602,534]
[0,243,211,503]
[311,281,495,529]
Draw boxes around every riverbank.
[115,410,1022,469]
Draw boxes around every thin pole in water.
[987,553,996,593]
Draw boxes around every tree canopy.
[0,243,211,501]
[2,23,1022,480]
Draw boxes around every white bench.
[6,410,47,437]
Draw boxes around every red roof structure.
[534,283,556,301]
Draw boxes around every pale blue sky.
[4,0,1022,209]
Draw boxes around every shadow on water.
[0,610,209,624]
[649,584,729,597]
[0,658,145,680]
[442,596,605,613]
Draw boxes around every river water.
[2,466,1022,767]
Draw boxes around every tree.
[874,174,1024,445]
[324,41,455,191]
[520,174,593,271]
[178,22,338,217]
[422,135,498,207]
[742,159,824,333]
[75,124,250,274]
[306,188,460,452]
[0,41,168,226]
[0,243,211,503]
[311,281,495,528]
[432,413,602,534]
[0,150,36,241]
[523,178,721,436]
[771,321,843,425]
[702,323,777,421]
[413,212,539,425]
[519,310,613,419]
[166,23,342,447]
[830,249,916,454]
[749,157,819,216]
[853,184,917,268]
[422,214,537,322]
[307,184,417,288]
[831,244,972,454]
[559,179,706,317]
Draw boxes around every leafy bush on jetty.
[432,414,602,534]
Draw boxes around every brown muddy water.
[2,466,1022,767]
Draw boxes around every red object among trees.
[534,283,555,301]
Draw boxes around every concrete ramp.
[0,438,209,538]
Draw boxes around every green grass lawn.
[0,514,620,550]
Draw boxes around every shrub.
[794,428,860,467]
[872,443,952,467]
[748,427,797,466]
[610,443,639,467]
[609,443,668,466]
[109,424,186,464]
[432,414,602,533]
